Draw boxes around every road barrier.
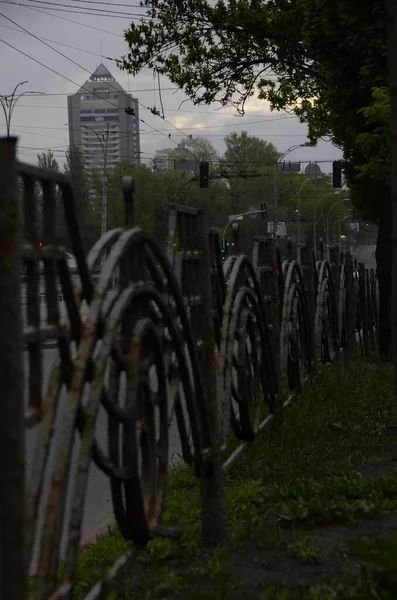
[0,138,378,600]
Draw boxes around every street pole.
[222,208,268,250]
[297,177,310,245]
[273,144,307,241]
[313,191,342,257]
[0,82,43,136]
[326,198,350,254]
[82,123,110,237]
[101,148,108,238]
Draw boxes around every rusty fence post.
[370,268,379,340]
[167,204,226,545]
[298,245,315,366]
[366,269,376,352]
[0,137,27,600]
[253,238,281,388]
[329,247,340,328]
[344,252,355,367]
[358,262,370,357]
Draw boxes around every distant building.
[67,63,140,169]
[152,149,174,171]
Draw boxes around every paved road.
[25,346,183,572]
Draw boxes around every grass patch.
[53,357,397,598]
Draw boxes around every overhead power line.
[2,3,124,36]
[0,13,218,161]
[32,0,148,8]
[0,22,124,63]
[0,34,178,145]
[2,115,294,134]
[0,0,153,19]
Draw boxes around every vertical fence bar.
[344,252,355,367]
[0,137,27,600]
[366,269,376,352]
[370,268,379,340]
[196,210,226,544]
[358,262,370,357]
[298,245,315,366]
[264,240,281,387]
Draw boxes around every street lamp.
[81,123,110,238]
[222,207,267,250]
[273,143,310,239]
[313,191,342,256]
[326,198,350,253]
[0,81,44,137]
[296,178,310,245]
[333,216,349,243]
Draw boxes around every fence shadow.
[0,138,378,599]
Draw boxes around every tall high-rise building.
[67,64,140,169]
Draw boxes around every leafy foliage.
[355,87,391,183]
[37,149,59,171]
[119,0,388,216]
[166,136,219,164]
[64,146,98,251]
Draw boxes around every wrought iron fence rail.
[0,138,378,600]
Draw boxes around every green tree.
[36,150,64,244]
[168,136,219,164]
[37,149,59,171]
[64,146,98,252]
[104,161,159,231]
[223,131,279,171]
[119,0,391,358]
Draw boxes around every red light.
[38,241,43,247]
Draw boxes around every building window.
[80,110,92,114]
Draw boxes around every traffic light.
[199,161,209,188]
[221,239,227,260]
[38,241,43,247]
[332,161,342,188]
[260,202,267,219]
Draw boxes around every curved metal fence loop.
[0,138,379,600]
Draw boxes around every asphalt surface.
[25,345,183,572]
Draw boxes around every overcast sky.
[0,0,342,173]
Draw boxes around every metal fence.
[0,138,378,599]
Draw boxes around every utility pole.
[0,82,43,136]
[273,144,307,240]
[82,123,110,237]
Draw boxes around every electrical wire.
[0,22,125,63]
[2,3,124,36]
[0,13,218,161]
[40,0,146,6]
[0,0,154,19]
[0,35,180,147]
[1,115,294,134]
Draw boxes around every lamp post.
[333,215,348,243]
[326,198,350,254]
[82,123,110,238]
[297,178,310,245]
[313,191,341,257]
[273,143,309,240]
[222,207,268,250]
[0,81,44,136]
